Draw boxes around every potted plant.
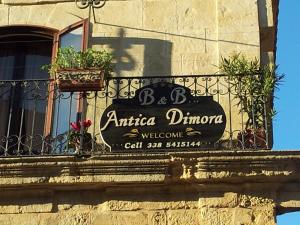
[68,119,93,152]
[218,53,284,149]
[43,46,113,92]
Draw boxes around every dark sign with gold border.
[100,82,226,151]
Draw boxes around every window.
[0,28,54,154]
[0,20,88,155]
[50,20,88,151]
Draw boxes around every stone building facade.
[0,0,278,75]
[1,151,300,225]
[1,1,299,225]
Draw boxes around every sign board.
[100,82,226,151]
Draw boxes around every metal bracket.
[75,0,107,23]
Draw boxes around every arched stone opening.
[0,25,56,154]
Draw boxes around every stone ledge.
[0,151,300,190]
[1,0,123,5]
[2,0,72,5]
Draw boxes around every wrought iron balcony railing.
[0,74,271,157]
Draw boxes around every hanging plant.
[43,46,113,92]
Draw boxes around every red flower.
[83,119,92,128]
[70,119,92,131]
[70,122,80,131]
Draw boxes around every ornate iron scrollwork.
[75,0,107,9]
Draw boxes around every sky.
[273,1,300,150]
[274,0,300,224]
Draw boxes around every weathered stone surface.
[253,206,276,225]
[0,190,53,214]
[0,0,273,76]
[7,5,30,25]
[0,4,9,25]
[143,0,177,33]
[0,1,286,225]
[198,192,238,208]
[91,211,148,225]
[217,0,260,60]
[177,0,217,34]
[200,208,234,225]
[167,209,199,225]
[0,0,260,76]
[238,192,275,208]
[1,151,300,188]
[0,151,297,224]
[46,2,88,29]
[103,198,198,211]
[2,0,72,5]
[0,214,40,225]
[232,207,253,225]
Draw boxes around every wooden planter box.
[56,69,105,92]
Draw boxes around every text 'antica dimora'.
[101,108,224,131]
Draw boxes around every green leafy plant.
[43,46,113,78]
[218,53,284,129]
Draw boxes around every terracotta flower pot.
[237,128,267,149]
[69,132,93,153]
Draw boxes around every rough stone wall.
[0,151,300,225]
[0,2,283,224]
[0,189,277,225]
[0,0,263,76]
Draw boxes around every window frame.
[0,21,89,152]
[44,19,89,136]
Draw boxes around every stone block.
[199,208,234,225]
[217,0,260,58]
[0,190,53,214]
[217,0,259,31]
[103,198,197,211]
[143,0,177,33]
[2,0,72,5]
[34,213,91,225]
[91,211,148,225]
[177,0,217,34]
[180,53,218,74]
[148,211,167,225]
[253,206,276,225]
[232,208,253,225]
[8,5,29,25]
[167,209,199,225]
[94,0,142,30]
[170,35,206,55]
[278,191,300,208]
[0,4,9,25]
[46,2,87,30]
[0,214,39,225]
[238,193,275,207]
[28,4,56,26]
[217,31,260,59]
[199,192,238,208]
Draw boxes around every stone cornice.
[1,0,73,5]
[1,151,300,190]
[1,0,122,5]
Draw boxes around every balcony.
[0,74,271,157]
